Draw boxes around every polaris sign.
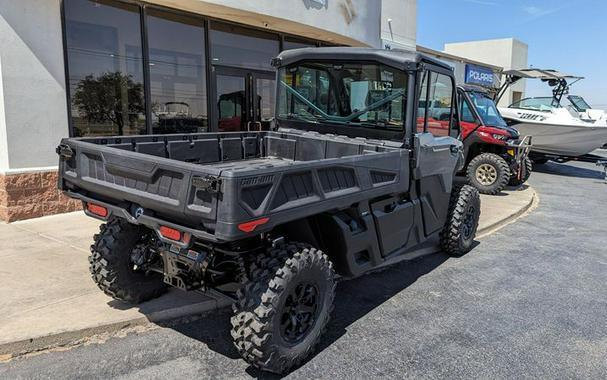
[465,64,495,86]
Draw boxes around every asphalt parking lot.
[2,159,606,380]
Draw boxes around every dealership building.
[0,0,525,222]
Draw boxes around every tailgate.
[58,139,220,226]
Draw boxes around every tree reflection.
[73,72,145,135]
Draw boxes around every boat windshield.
[469,91,507,127]
[277,61,407,130]
[509,97,560,112]
[567,95,592,112]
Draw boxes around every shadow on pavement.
[155,245,478,379]
[533,162,604,180]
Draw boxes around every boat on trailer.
[495,69,607,161]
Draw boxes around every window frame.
[62,0,148,137]
[275,60,408,134]
[458,92,481,125]
[415,64,459,137]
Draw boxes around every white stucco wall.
[0,0,69,171]
[0,56,9,171]
[444,38,529,106]
[381,0,416,50]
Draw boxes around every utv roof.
[458,84,495,94]
[273,47,453,72]
[503,68,584,80]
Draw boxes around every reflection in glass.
[216,75,245,132]
[65,0,146,136]
[210,23,279,70]
[426,73,453,137]
[256,78,275,121]
[146,9,208,134]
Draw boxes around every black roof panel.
[274,47,452,71]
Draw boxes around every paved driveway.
[1,160,606,379]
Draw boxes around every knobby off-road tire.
[466,153,511,195]
[441,184,481,257]
[89,217,166,304]
[231,242,336,374]
[509,156,533,187]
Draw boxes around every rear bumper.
[65,191,220,247]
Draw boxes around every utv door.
[414,69,462,237]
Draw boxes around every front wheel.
[466,153,511,195]
[441,185,481,257]
[509,157,533,187]
[231,243,335,374]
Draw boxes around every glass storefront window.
[146,9,208,134]
[64,0,146,137]
[63,1,328,137]
[210,23,279,70]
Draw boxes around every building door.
[214,67,275,132]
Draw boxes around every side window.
[417,72,429,132]
[426,73,454,137]
[459,94,478,124]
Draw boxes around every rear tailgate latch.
[56,144,74,159]
[192,175,222,193]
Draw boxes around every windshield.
[469,91,507,127]
[509,97,560,112]
[568,95,592,112]
[277,62,407,130]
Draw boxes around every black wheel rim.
[462,205,476,240]
[280,282,319,344]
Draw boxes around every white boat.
[496,69,607,157]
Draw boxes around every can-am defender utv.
[457,85,532,195]
[57,48,481,374]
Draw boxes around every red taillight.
[87,203,108,218]
[159,226,182,241]
[238,217,270,233]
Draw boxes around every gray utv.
[57,47,481,373]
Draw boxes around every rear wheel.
[509,157,533,187]
[441,185,481,257]
[466,153,511,195]
[231,242,335,374]
[89,217,166,304]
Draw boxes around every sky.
[417,0,607,109]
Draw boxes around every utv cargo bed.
[58,129,409,243]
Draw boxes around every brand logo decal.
[465,64,495,86]
[134,207,144,218]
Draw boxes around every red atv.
[457,85,532,195]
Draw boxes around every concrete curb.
[0,188,539,361]
[0,296,232,359]
[477,188,539,239]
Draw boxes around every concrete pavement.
[0,185,536,358]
